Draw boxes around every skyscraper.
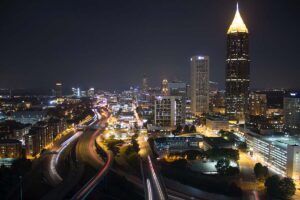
[190,56,209,115]
[142,74,148,92]
[225,3,250,122]
[161,79,169,96]
[54,82,62,98]
[284,92,300,134]
[154,96,184,129]
[249,92,267,116]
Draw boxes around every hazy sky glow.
[0,0,299,90]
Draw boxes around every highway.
[47,131,84,186]
[146,155,168,200]
[71,150,113,200]
[71,109,114,200]
[43,110,99,187]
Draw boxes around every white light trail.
[147,179,153,200]
[148,156,165,200]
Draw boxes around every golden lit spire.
[227,3,248,34]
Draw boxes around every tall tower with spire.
[225,3,250,123]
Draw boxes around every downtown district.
[0,4,300,200]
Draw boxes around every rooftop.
[247,130,300,150]
[227,3,248,34]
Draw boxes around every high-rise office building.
[87,88,95,97]
[72,87,81,97]
[54,82,62,97]
[142,74,148,92]
[168,81,187,97]
[249,92,267,116]
[225,3,250,123]
[284,92,300,134]
[190,55,209,115]
[161,79,169,96]
[154,96,184,129]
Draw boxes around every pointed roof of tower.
[227,3,248,34]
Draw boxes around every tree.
[278,177,296,199]
[184,125,190,133]
[206,148,239,161]
[265,175,281,198]
[131,137,139,152]
[185,150,204,160]
[238,142,247,152]
[174,124,182,134]
[226,166,240,176]
[190,125,196,133]
[254,163,268,180]
[218,129,226,135]
[215,158,230,175]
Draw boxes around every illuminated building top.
[227,3,248,34]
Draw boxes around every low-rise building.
[11,110,48,125]
[0,139,23,166]
[0,120,31,141]
[206,115,229,132]
[203,137,233,151]
[154,136,203,154]
[244,130,300,179]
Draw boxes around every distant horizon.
[0,1,299,90]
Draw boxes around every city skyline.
[0,1,299,90]
[1,2,300,200]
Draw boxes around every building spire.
[227,2,248,34]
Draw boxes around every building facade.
[54,82,62,97]
[284,92,300,134]
[142,74,149,92]
[190,56,209,115]
[0,139,22,159]
[154,96,184,129]
[249,92,267,116]
[225,4,250,123]
[244,129,300,179]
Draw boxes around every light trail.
[50,131,84,184]
[147,178,153,200]
[147,156,166,200]
[71,151,113,200]
[49,109,99,185]
[252,190,260,200]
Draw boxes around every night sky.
[0,0,299,91]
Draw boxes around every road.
[71,110,114,199]
[71,150,113,200]
[238,151,262,200]
[43,130,84,186]
[43,110,99,186]
[143,155,168,200]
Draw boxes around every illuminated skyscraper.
[284,92,300,134]
[54,82,62,97]
[161,79,169,96]
[225,3,250,122]
[87,88,95,97]
[142,74,148,92]
[190,56,209,115]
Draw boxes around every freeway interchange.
[11,104,213,200]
